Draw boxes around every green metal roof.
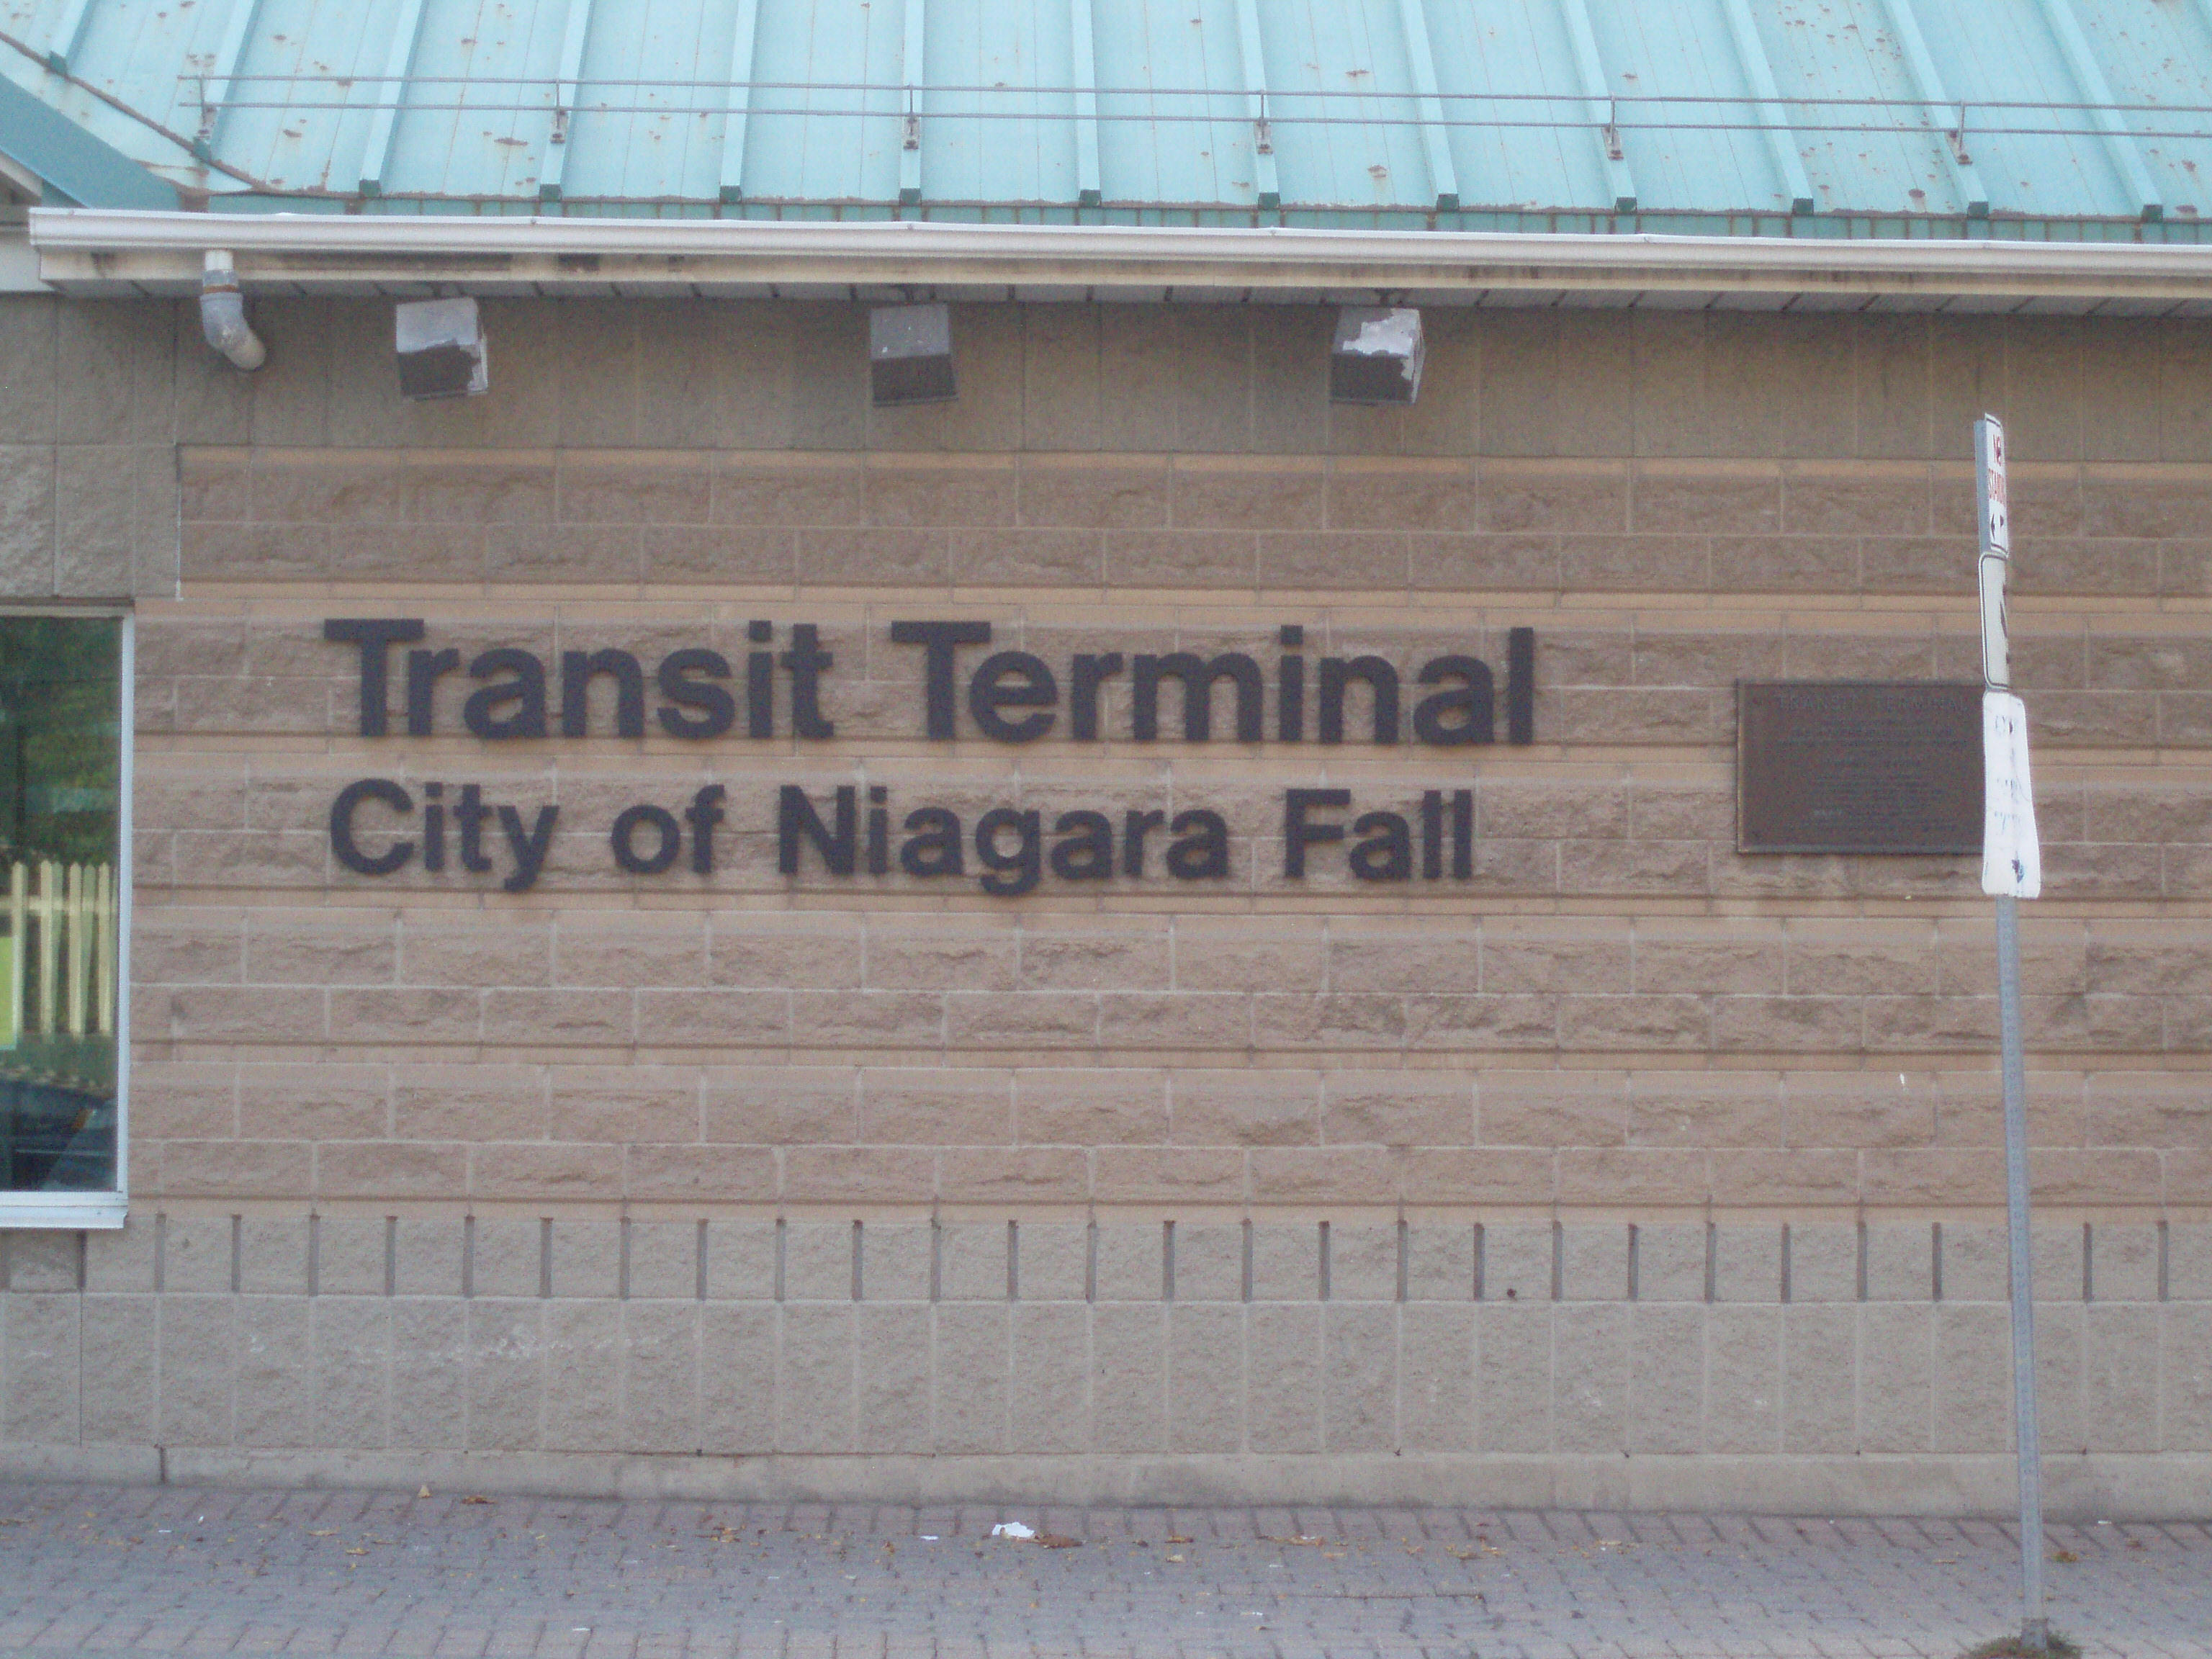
[4,0,2212,236]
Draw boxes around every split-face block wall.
[1,294,2210,1512]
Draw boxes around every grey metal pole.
[1995,891,2047,1649]
[1976,412,2047,1653]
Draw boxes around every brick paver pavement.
[0,1483,2205,1658]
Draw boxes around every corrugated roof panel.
[1090,0,1261,207]
[220,0,409,192]
[1761,0,1959,217]
[1588,0,1781,212]
[1908,0,2136,220]
[1430,1,1609,212]
[4,0,73,61]
[2072,0,2212,213]
[6,0,2212,230]
[1251,0,1432,210]
[380,0,567,199]
[47,0,186,118]
[559,0,741,200]
[745,0,904,202]
[51,0,235,148]
[920,0,1079,206]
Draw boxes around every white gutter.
[28,207,2212,304]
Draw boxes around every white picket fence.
[8,860,117,1039]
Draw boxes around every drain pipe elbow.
[199,251,266,372]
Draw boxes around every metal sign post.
[1977,413,2049,1653]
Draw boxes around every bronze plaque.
[1737,681,1982,855]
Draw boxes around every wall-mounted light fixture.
[395,297,489,399]
[1329,306,1424,405]
[869,302,956,405]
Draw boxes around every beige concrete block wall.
[3,293,2210,1512]
[4,1217,2210,1511]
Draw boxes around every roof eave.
[27,208,2212,307]
[0,86,177,211]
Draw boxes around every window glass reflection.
[1,616,122,1193]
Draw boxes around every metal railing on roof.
[169,71,2212,222]
[184,75,2212,143]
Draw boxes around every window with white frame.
[0,613,127,1222]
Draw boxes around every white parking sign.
[1981,692,2040,898]
[1979,417,2009,553]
